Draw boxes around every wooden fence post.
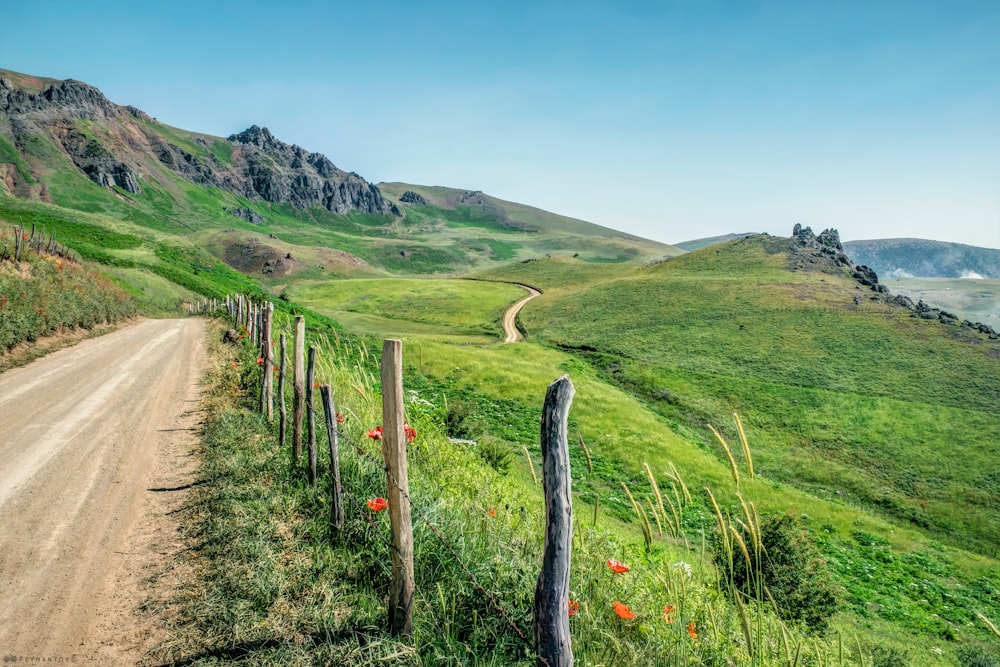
[293,316,305,465]
[320,384,344,535]
[278,333,288,449]
[534,375,576,667]
[307,345,318,485]
[260,302,274,419]
[381,339,414,637]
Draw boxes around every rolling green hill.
[2,68,999,664]
[491,235,1000,553]
[0,68,677,293]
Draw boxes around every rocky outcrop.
[226,207,265,224]
[790,224,997,338]
[400,190,428,205]
[0,73,395,218]
[0,77,120,121]
[58,126,143,193]
[226,126,394,216]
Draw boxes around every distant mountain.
[0,68,675,280]
[0,68,392,216]
[673,232,757,252]
[842,238,1000,279]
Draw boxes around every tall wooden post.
[278,333,288,449]
[260,303,274,419]
[320,384,344,535]
[381,339,414,637]
[534,375,576,667]
[306,345,318,485]
[293,316,305,464]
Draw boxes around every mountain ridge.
[842,237,1000,279]
[0,68,392,217]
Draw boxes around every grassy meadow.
[3,102,999,663]
[194,235,999,663]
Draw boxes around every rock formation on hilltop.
[0,71,395,217]
[399,190,428,205]
[789,224,997,339]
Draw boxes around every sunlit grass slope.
[288,278,525,341]
[503,236,1000,556]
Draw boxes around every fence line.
[218,295,552,661]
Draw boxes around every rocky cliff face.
[0,71,394,217]
[226,126,393,215]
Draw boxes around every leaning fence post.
[381,339,414,636]
[320,384,344,535]
[534,375,576,667]
[293,316,305,465]
[306,345,318,485]
[278,333,288,449]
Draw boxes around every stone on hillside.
[400,190,428,205]
[852,265,880,287]
[226,207,265,224]
[890,294,915,310]
[816,228,843,251]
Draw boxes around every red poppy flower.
[367,426,383,441]
[404,422,417,443]
[230,361,237,368]
[488,508,497,517]
[366,497,388,511]
[663,604,675,623]
[568,599,580,617]
[336,412,345,424]
[687,621,698,640]
[257,357,264,365]
[612,602,636,619]
[606,559,630,574]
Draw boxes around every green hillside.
[493,236,1000,554]
[3,69,999,664]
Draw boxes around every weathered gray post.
[320,384,344,535]
[278,333,288,449]
[534,375,576,667]
[293,316,305,464]
[306,345,318,485]
[260,302,274,419]
[381,339,414,636]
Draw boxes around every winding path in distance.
[0,318,207,662]
[502,283,541,343]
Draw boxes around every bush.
[718,512,839,634]
[868,644,909,667]
[958,646,1000,667]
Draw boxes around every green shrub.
[719,512,839,634]
[868,644,910,667]
[476,439,513,474]
[958,646,1000,667]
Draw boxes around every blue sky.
[3,1,998,248]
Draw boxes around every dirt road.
[502,284,541,343]
[0,318,207,663]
